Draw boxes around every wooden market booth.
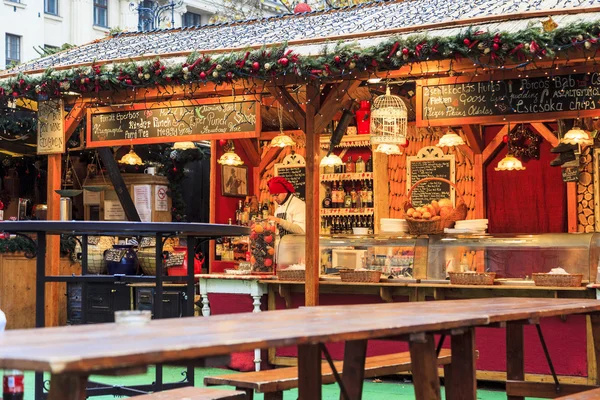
[3,0,600,394]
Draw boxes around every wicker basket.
[340,270,382,283]
[532,273,583,287]
[277,269,305,281]
[449,272,496,285]
[403,178,468,235]
[77,236,115,274]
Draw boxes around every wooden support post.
[473,154,484,219]
[340,339,368,400]
[97,147,141,222]
[209,141,217,273]
[45,154,61,327]
[506,322,525,400]
[304,82,321,307]
[590,314,600,385]
[47,374,88,400]
[298,343,321,400]
[567,182,578,233]
[445,328,477,400]
[409,333,441,400]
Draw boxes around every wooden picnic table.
[0,297,600,400]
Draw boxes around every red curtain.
[484,125,566,234]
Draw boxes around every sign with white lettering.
[37,99,65,154]
[86,97,259,147]
[417,68,600,126]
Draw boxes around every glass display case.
[277,233,600,283]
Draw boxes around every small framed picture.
[221,165,248,197]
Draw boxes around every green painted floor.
[11,367,543,399]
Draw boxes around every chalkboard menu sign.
[418,69,600,126]
[562,166,579,183]
[274,165,306,201]
[87,97,259,147]
[406,147,455,207]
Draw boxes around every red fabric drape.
[485,125,566,234]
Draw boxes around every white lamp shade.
[437,132,465,147]
[218,151,244,166]
[374,143,402,155]
[270,133,296,147]
[560,127,593,146]
[494,155,525,171]
[173,141,196,150]
[118,148,144,166]
[320,153,344,167]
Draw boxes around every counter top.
[196,273,276,280]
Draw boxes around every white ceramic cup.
[144,167,156,175]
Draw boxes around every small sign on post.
[37,99,65,154]
[562,165,579,182]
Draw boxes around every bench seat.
[133,386,247,400]
[205,349,451,399]
[556,388,600,399]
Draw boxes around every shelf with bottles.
[321,179,374,210]
[319,135,371,149]
[320,208,374,216]
[320,214,375,235]
[233,197,273,226]
[321,154,373,175]
[320,172,373,182]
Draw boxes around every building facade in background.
[1,0,280,70]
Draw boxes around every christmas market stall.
[4,0,600,395]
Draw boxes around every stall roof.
[3,0,600,76]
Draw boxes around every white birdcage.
[370,86,407,147]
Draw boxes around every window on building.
[182,12,202,27]
[138,0,154,31]
[45,0,58,15]
[5,34,21,67]
[93,0,108,27]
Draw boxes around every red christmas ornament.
[502,135,509,143]
[293,2,311,13]
[199,71,207,80]
[402,48,409,55]
[226,71,233,80]
[252,62,260,71]
[219,139,227,147]
[278,57,289,67]
[12,92,18,97]
[463,38,471,46]
[173,167,177,172]
[401,140,409,148]
[125,79,132,85]
[492,43,500,51]
[84,78,90,84]
[334,56,341,63]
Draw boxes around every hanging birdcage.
[370,86,407,147]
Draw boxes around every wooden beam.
[506,381,598,398]
[473,154,485,219]
[482,125,510,165]
[45,154,62,327]
[259,146,283,172]
[530,122,559,147]
[266,86,306,131]
[237,139,260,167]
[64,103,89,142]
[314,80,361,134]
[97,147,141,222]
[304,81,320,307]
[461,125,483,154]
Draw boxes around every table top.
[0,221,249,237]
[0,297,599,374]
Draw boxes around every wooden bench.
[205,349,452,400]
[555,388,600,399]
[133,386,247,400]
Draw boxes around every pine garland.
[0,235,75,256]
[2,19,600,101]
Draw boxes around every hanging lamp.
[320,152,344,167]
[218,141,244,166]
[118,145,144,166]
[437,128,465,147]
[374,144,402,155]
[370,85,407,151]
[270,107,296,147]
[173,141,196,150]
[560,123,593,146]
[495,154,526,171]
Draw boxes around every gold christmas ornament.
[542,16,558,32]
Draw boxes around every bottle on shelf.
[215,238,223,261]
[334,181,343,208]
[346,156,355,173]
[351,185,358,208]
[262,202,269,218]
[322,187,332,209]
[343,187,353,209]
[359,181,368,208]
[235,200,243,225]
[355,156,365,173]
[366,180,374,208]
[365,155,373,172]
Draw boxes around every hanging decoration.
[118,145,144,166]
[495,154,526,171]
[270,107,296,148]
[506,125,542,159]
[561,122,594,146]
[172,141,197,150]
[437,128,465,148]
[370,86,407,151]
[4,19,600,101]
[218,140,244,166]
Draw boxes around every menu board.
[37,99,65,154]
[407,147,455,207]
[562,166,579,183]
[274,165,306,201]
[418,71,600,125]
[87,99,258,147]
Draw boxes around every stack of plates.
[380,218,408,233]
[446,219,488,234]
